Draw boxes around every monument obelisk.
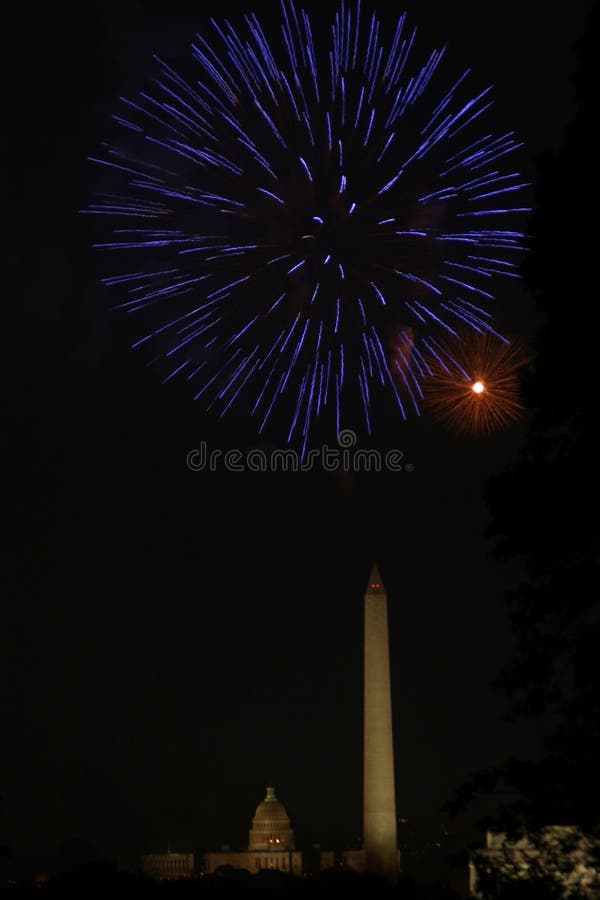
[363,563,398,882]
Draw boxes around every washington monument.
[363,563,399,882]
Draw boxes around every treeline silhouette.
[5,860,581,897]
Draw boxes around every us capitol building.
[143,787,305,879]
[203,786,303,876]
[142,785,365,880]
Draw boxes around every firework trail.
[86,0,529,452]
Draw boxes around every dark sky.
[5,0,597,873]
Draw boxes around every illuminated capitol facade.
[203,786,303,876]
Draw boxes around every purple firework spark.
[86,0,529,452]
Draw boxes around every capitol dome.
[248,786,295,850]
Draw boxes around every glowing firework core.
[423,332,526,436]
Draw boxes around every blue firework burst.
[86,0,529,452]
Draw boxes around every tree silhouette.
[447,0,600,849]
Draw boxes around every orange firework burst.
[422,331,527,436]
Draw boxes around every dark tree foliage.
[448,2,600,837]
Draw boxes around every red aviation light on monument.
[366,563,385,595]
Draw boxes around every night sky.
[5,0,597,875]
